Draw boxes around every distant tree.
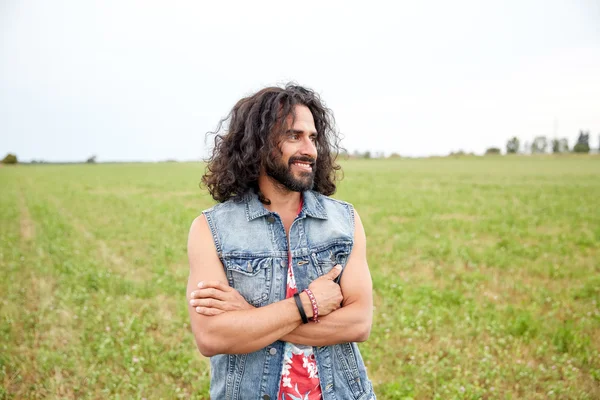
[531,136,548,154]
[551,138,569,153]
[363,151,371,159]
[389,152,401,158]
[573,130,590,153]
[506,137,520,154]
[485,147,501,155]
[86,155,97,164]
[1,153,18,164]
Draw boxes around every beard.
[266,155,316,192]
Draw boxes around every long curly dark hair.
[202,83,343,203]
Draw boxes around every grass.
[1,156,599,399]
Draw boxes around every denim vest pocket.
[333,343,366,398]
[224,257,273,307]
[310,241,352,281]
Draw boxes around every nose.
[300,136,317,158]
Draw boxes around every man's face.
[266,105,318,192]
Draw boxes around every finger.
[191,287,229,301]
[324,265,343,280]
[190,298,228,310]
[197,280,233,291]
[195,306,224,316]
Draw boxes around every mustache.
[288,156,316,166]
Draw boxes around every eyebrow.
[286,129,318,136]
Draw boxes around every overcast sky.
[1,0,599,161]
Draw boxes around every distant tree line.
[339,149,387,159]
[490,130,598,155]
[3,130,598,165]
[1,154,99,165]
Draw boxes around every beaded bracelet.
[303,288,319,323]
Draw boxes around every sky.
[1,0,599,162]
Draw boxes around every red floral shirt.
[278,197,322,400]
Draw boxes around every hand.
[189,281,254,316]
[306,265,343,317]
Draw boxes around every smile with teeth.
[292,161,313,171]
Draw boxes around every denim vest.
[202,190,376,400]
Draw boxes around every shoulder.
[187,200,233,245]
[201,197,247,223]
[312,190,354,209]
[194,198,249,252]
[202,197,243,215]
[310,191,356,227]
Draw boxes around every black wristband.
[293,293,309,324]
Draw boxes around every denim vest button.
[263,395,271,400]
[267,216,275,223]
[269,347,277,355]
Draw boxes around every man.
[187,84,376,399]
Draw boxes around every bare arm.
[280,209,373,345]
[186,215,342,356]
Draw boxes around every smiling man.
[187,84,376,399]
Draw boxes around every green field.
[1,157,599,399]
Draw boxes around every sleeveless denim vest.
[202,190,376,400]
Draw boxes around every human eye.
[287,131,300,140]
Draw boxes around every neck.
[258,174,302,214]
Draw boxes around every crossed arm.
[186,210,373,357]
